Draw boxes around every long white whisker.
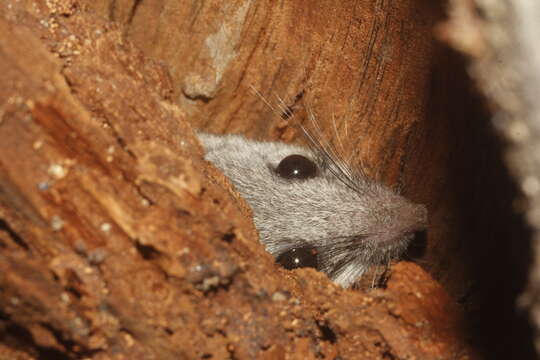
[307,112,357,185]
[274,93,293,120]
[371,267,378,288]
[301,123,362,194]
[250,85,279,114]
[251,87,370,194]
[332,112,346,158]
[344,113,349,139]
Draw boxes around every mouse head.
[200,132,427,287]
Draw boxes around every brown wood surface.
[87,0,479,298]
[0,0,530,358]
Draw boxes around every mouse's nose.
[392,202,428,234]
[366,201,428,247]
[413,204,428,229]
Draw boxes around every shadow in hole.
[425,45,535,358]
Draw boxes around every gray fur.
[199,132,427,288]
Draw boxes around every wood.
[0,0,501,358]
[87,0,484,298]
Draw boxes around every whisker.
[371,267,379,288]
[310,112,361,181]
[344,112,349,139]
[250,85,279,114]
[251,86,372,196]
[301,122,364,194]
[332,112,347,160]
[274,93,294,121]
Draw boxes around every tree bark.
[0,0,517,358]
[86,0,499,301]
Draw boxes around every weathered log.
[0,0,510,358]
[87,0,488,299]
[94,1,536,357]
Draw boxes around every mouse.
[198,129,427,288]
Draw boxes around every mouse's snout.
[378,201,428,243]
[397,202,428,235]
[411,203,428,231]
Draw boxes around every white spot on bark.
[183,1,252,99]
[48,163,67,179]
[51,216,65,231]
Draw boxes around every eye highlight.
[276,246,319,270]
[275,154,317,180]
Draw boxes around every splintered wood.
[0,0,480,359]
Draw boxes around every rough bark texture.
[0,0,531,359]
[88,0,474,299]
[93,0,534,357]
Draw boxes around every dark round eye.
[276,246,318,270]
[275,154,317,180]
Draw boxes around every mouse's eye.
[276,246,318,270]
[276,154,317,180]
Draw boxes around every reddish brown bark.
[87,0,481,298]
[0,0,510,358]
